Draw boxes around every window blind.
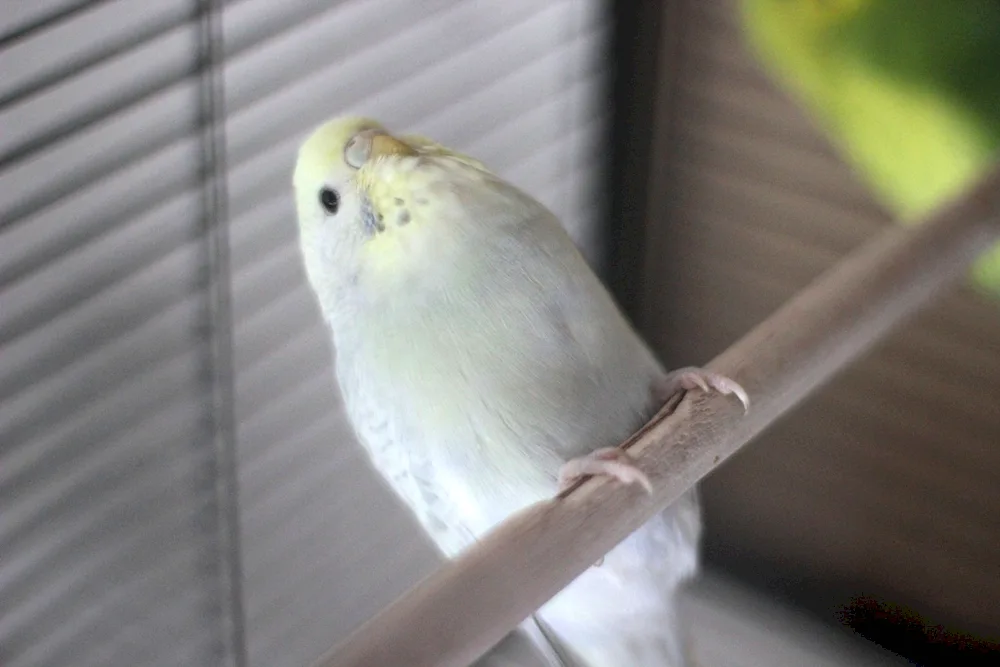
[1,1,612,666]
[1,2,235,667]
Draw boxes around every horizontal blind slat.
[0,0,193,108]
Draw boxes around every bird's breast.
[336,297,658,537]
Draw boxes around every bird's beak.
[345,129,415,169]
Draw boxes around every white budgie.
[293,117,748,667]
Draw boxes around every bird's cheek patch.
[359,196,386,236]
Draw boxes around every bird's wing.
[346,393,477,558]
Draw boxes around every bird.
[293,116,749,666]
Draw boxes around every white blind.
[2,1,612,666]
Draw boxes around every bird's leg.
[652,366,749,413]
[556,369,747,495]
[557,368,748,569]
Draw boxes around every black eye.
[319,187,340,214]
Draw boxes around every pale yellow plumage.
[293,116,747,666]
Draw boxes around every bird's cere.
[344,129,416,169]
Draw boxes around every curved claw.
[654,367,750,413]
[558,447,652,494]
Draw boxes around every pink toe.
[558,448,652,493]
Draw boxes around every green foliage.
[741,0,1000,297]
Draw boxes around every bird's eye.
[319,187,340,215]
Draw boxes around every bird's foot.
[558,447,652,495]
[653,366,749,413]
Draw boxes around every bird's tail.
[540,619,692,667]
[532,585,693,667]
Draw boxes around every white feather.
[304,138,700,666]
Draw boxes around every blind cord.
[196,1,248,666]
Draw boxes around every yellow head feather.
[293,115,477,297]
[292,116,385,218]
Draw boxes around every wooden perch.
[315,167,1000,667]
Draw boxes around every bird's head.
[294,115,504,321]
[293,116,429,314]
